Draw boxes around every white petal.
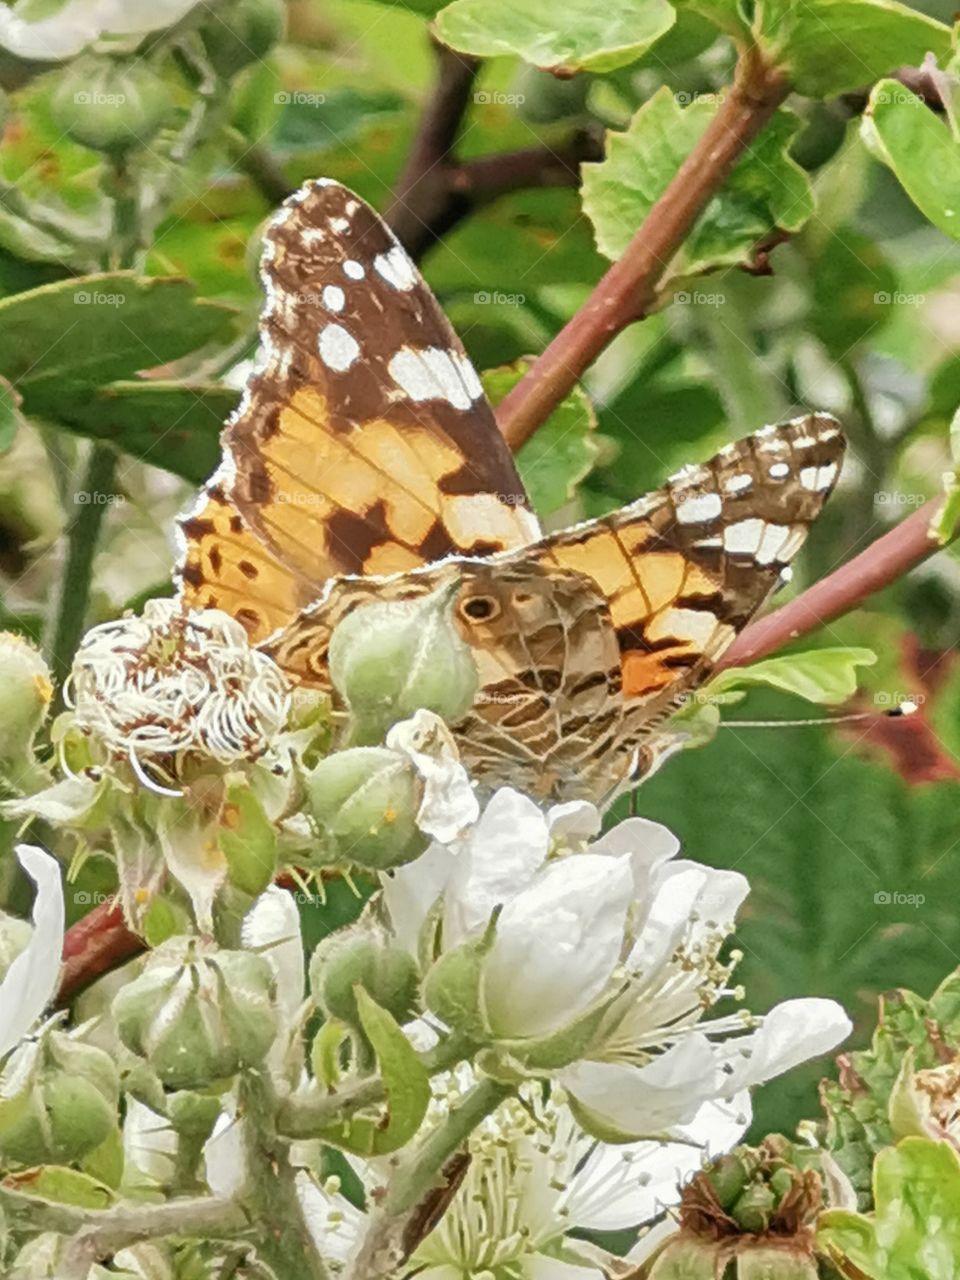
[0,846,64,1059]
[721,998,851,1093]
[627,1217,680,1266]
[157,808,226,934]
[242,886,305,1021]
[546,800,601,846]
[386,711,479,842]
[561,1036,719,1136]
[295,1170,365,1264]
[444,788,549,945]
[382,841,456,956]
[123,1098,178,1184]
[525,1258,601,1279]
[483,854,633,1039]
[629,863,748,976]
[204,1110,246,1199]
[590,816,679,886]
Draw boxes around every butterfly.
[176,178,845,805]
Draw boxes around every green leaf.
[16,1165,116,1209]
[220,781,278,898]
[0,374,22,454]
[318,988,430,1155]
[0,274,238,422]
[482,360,599,515]
[54,380,235,481]
[863,78,960,240]
[436,0,677,73]
[819,1138,960,1279]
[756,1,952,98]
[582,90,814,273]
[808,229,898,358]
[707,647,877,706]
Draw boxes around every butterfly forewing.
[176,180,538,635]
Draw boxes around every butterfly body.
[177,179,845,805]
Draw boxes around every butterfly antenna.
[720,701,920,730]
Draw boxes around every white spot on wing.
[724,518,764,555]
[373,245,418,291]
[724,473,753,494]
[755,523,791,565]
[330,217,350,233]
[343,260,365,280]
[322,285,345,313]
[675,493,722,524]
[387,346,482,410]
[768,462,790,479]
[318,323,359,372]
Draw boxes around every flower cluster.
[0,603,855,1278]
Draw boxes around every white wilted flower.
[0,0,201,60]
[386,710,479,843]
[66,598,291,787]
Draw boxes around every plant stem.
[719,498,949,669]
[494,48,790,450]
[345,1076,512,1279]
[238,1071,331,1280]
[277,1032,475,1138]
[0,1185,248,1275]
[47,442,119,687]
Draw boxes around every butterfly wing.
[265,415,844,800]
[176,179,538,640]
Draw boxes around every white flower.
[557,859,853,1136]
[66,599,290,788]
[0,846,64,1060]
[385,710,479,842]
[123,1098,177,1187]
[0,0,200,59]
[384,788,851,1139]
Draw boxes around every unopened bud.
[112,940,278,1090]
[305,746,426,870]
[328,586,478,741]
[0,633,52,771]
[0,1032,119,1165]
[310,930,419,1030]
[51,59,170,155]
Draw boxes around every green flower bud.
[0,633,52,768]
[310,931,419,1030]
[730,1181,777,1233]
[51,59,170,156]
[201,0,286,79]
[305,746,426,870]
[769,1165,797,1204]
[422,935,490,1043]
[328,587,478,742]
[112,940,278,1090]
[0,1033,119,1166]
[705,1151,752,1209]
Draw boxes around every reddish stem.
[59,901,141,1001]
[494,51,790,450]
